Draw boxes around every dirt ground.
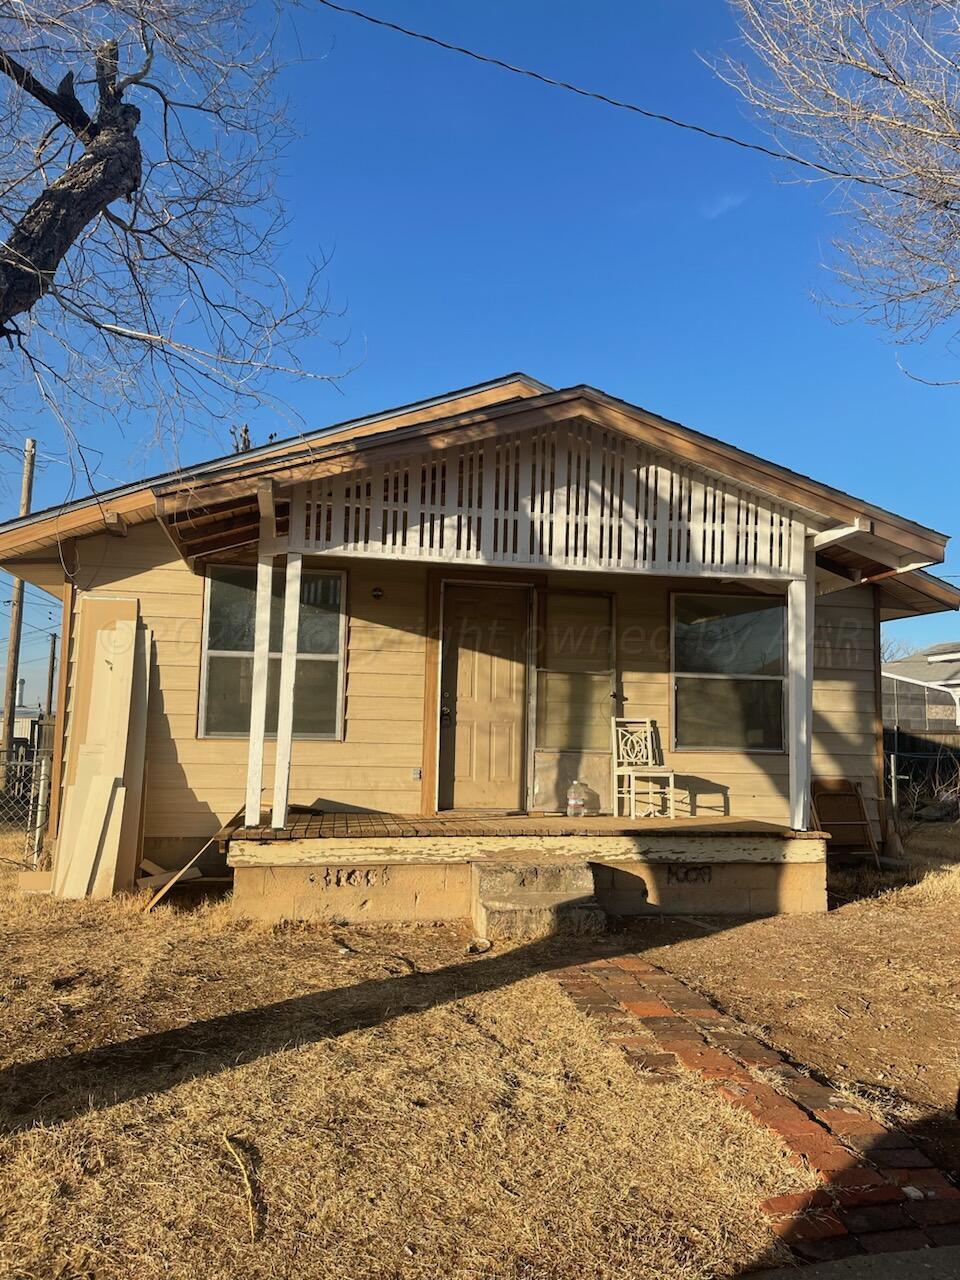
[0,862,810,1280]
[3,826,957,1277]
[646,823,960,1162]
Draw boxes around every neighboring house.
[0,678,43,747]
[1,373,958,925]
[883,643,960,733]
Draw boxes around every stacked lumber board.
[52,597,152,899]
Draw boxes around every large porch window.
[201,565,346,738]
[672,594,785,752]
[536,592,614,751]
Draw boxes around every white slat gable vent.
[289,420,805,577]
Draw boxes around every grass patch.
[648,825,960,1159]
[0,866,806,1280]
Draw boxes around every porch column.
[787,544,816,829]
[271,549,302,828]
[243,549,274,827]
[245,481,278,828]
[271,486,307,828]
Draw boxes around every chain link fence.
[0,718,56,868]
[885,733,960,824]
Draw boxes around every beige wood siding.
[63,525,881,847]
[70,525,428,845]
[528,574,792,820]
[812,583,882,840]
[612,576,790,824]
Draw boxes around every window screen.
[673,595,785,751]
[202,566,344,737]
[536,593,613,751]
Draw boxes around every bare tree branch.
[0,48,91,137]
[723,2,960,349]
[0,1,340,461]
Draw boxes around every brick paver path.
[555,952,960,1265]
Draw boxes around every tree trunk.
[0,114,141,332]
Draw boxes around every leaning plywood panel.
[52,601,140,898]
[61,597,139,791]
[53,755,98,896]
[53,617,131,897]
[90,782,128,898]
[114,624,151,890]
[58,776,122,899]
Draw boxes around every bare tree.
[880,635,917,663]
[0,1,336,462]
[723,2,960,350]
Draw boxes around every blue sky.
[5,1,959,698]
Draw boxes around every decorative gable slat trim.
[289,421,807,578]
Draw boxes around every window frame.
[669,591,787,755]
[197,565,347,741]
[533,588,617,756]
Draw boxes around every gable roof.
[0,372,549,560]
[884,642,960,686]
[0,372,957,618]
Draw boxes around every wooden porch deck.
[228,806,819,845]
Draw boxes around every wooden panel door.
[438,585,528,811]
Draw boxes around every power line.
[0,615,58,641]
[0,653,51,669]
[35,448,125,487]
[0,577,63,617]
[315,0,933,205]
[0,599,59,635]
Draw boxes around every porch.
[159,386,906,925]
[226,807,828,929]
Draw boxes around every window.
[536,592,614,751]
[672,594,785,751]
[201,566,345,738]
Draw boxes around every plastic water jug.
[566,779,587,818]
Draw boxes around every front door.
[438,585,528,811]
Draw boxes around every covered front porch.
[145,383,944,921]
[225,807,828,930]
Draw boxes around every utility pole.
[2,438,36,763]
[44,631,57,717]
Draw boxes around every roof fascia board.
[0,381,950,566]
[0,373,548,539]
[881,670,957,691]
[160,387,948,561]
[582,386,950,547]
[876,570,960,619]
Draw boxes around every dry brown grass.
[829,819,960,905]
[0,867,808,1280]
[647,826,960,1160]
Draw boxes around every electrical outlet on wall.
[412,767,422,780]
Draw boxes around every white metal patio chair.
[612,717,676,819]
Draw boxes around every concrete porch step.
[470,858,607,939]
[472,859,596,898]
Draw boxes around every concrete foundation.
[232,861,473,924]
[230,832,828,927]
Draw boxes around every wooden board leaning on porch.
[811,777,879,866]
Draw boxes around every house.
[2,374,958,927]
[883,643,960,734]
[0,678,43,746]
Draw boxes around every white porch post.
[245,482,276,827]
[244,552,273,826]
[271,550,302,828]
[787,544,816,829]
[272,485,306,828]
